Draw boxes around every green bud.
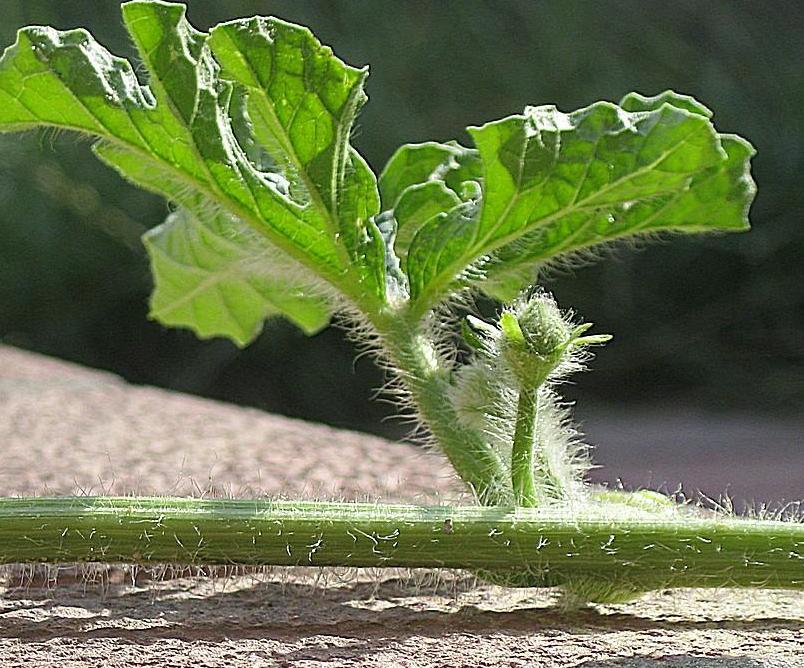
[499,296,571,388]
[516,297,572,357]
[499,294,610,389]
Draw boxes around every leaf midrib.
[131,27,337,265]
[0,82,350,297]
[8,21,359,301]
[213,26,357,273]
[411,120,705,313]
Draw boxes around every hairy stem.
[370,312,511,504]
[511,386,539,507]
[1,497,802,593]
[511,389,570,507]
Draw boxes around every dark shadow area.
[576,657,765,668]
[1,577,801,649]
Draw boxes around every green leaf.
[144,207,331,346]
[395,92,755,310]
[379,141,481,268]
[461,315,498,351]
[207,16,386,302]
[0,0,385,340]
[0,0,757,333]
[484,131,755,300]
[379,141,480,208]
[620,90,713,117]
[393,182,461,261]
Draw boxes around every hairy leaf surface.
[207,17,386,304]
[0,0,382,343]
[385,92,755,308]
[0,1,756,334]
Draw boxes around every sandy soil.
[0,345,802,667]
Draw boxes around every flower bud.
[499,296,570,388]
[499,293,609,389]
[514,296,572,358]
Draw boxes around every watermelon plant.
[0,1,801,603]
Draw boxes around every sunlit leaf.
[0,0,384,342]
[145,206,330,346]
[388,92,754,309]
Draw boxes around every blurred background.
[1,1,802,504]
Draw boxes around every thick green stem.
[370,312,511,504]
[511,386,538,507]
[1,497,802,593]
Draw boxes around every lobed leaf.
[145,207,331,346]
[379,141,481,209]
[379,141,481,269]
[383,91,755,309]
[0,0,756,334]
[0,0,384,343]
[207,17,386,303]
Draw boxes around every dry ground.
[0,345,801,667]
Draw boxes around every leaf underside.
[144,205,330,345]
[0,1,756,342]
